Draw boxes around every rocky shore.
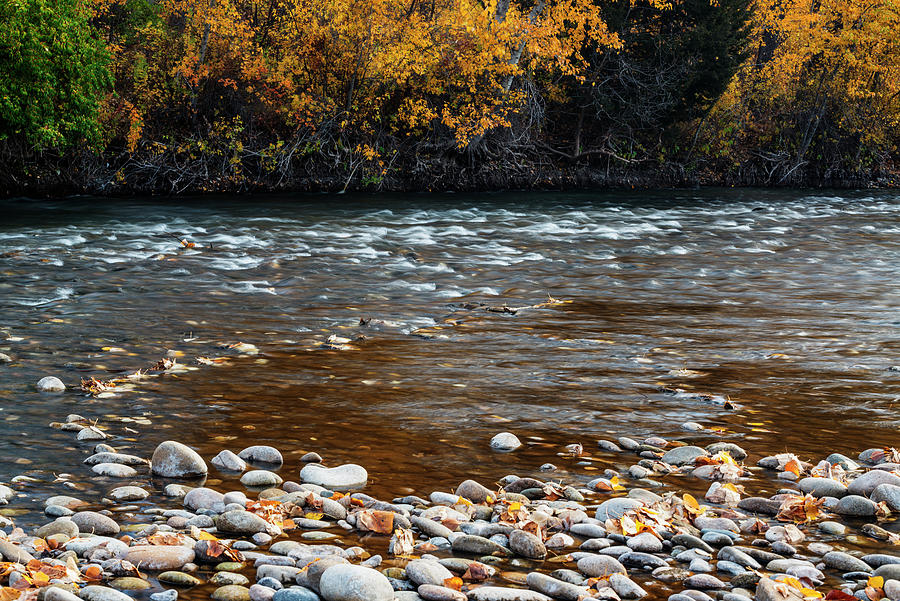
[3,402,900,601]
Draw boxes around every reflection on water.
[0,190,899,506]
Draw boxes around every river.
[1,190,899,594]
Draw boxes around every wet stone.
[158,572,204,586]
[508,529,547,559]
[241,470,283,487]
[211,586,252,601]
[108,486,149,502]
[835,495,878,516]
[217,510,270,534]
[110,578,151,591]
[627,533,662,553]
[151,441,208,478]
[489,433,522,451]
[299,464,368,491]
[239,446,284,465]
[577,555,627,577]
[847,471,900,496]
[92,463,138,478]
[596,498,644,521]
[36,376,66,392]
[317,565,394,601]
[467,587,553,601]
[79,586,135,601]
[819,521,847,535]
[416,585,466,601]
[609,573,646,599]
[661,446,708,466]
[211,573,250,586]
[525,572,591,601]
[150,591,179,601]
[824,552,872,573]
[684,575,726,590]
[72,511,120,536]
[798,477,848,498]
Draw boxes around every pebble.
[36,376,66,392]
[301,452,323,463]
[489,432,522,451]
[847,470,900,496]
[108,486,150,502]
[416,584,465,601]
[577,554,627,577]
[71,511,120,536]
[126,545,195,570]
[158,571,204,586]
[684,575,726,590]
[467,587,553,601]
[823,551,873,573]
[299,464,368,490]
[871,483,900,511]
[211,573,251,586]
[596,498,644,521]
[110,577,151,590]
[609,573,647,599]
[79,587,135,601]
[238,446,284,465]
[217,510,271,534]
[834,495,878,516]
[661,446,708,466]
[798,477,848,498]
[241,470,283,487]
[250,586,276,601]
[212,450,248,472]
[211,585,252,601]
[405,559,455,586]
[451,534,509,555]
[36,517,79,538]
[317,565,394,601]
[455,479,493,503]
[525,572,590,601]
[151,441,208,478]
[92,463,138,478]
[627,533,662,553]
[508,529,547,559]
[150,591,179,601]
[78,427,109,441]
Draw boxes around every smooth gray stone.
[717,546,761,569]
[467,587,552,601]
[525,573,590,601]
[798,477,848,498]
[824,551,872,573]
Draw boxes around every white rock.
[318,565,394,601]
[151,441,208,478]
[489,432,521,451]
[299,464,367,491]
[212,450,247,472]
[37,376,66,392]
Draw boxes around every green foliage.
[0,0,111,149]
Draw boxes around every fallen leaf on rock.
[389,528,415,556]
[777,494,827,524]
[443,577,464,591]
[84,565,102,580]
[356,509,394,534]
[0,588,20,601]
[825,591,857,601]
[462,563,491,581]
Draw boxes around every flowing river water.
[0,190,899,598]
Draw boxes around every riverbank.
[3,400,900,601]
[2,144,897,198]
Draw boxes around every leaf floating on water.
[80,377,117,396]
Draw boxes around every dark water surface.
[1,190,899,591]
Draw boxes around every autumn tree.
[701,0,900,181]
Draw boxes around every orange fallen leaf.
[462,563,490,581]
[443,577,463,591]
[85,566,102,581]
[0,588,20,601]
[356,510,394,534]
